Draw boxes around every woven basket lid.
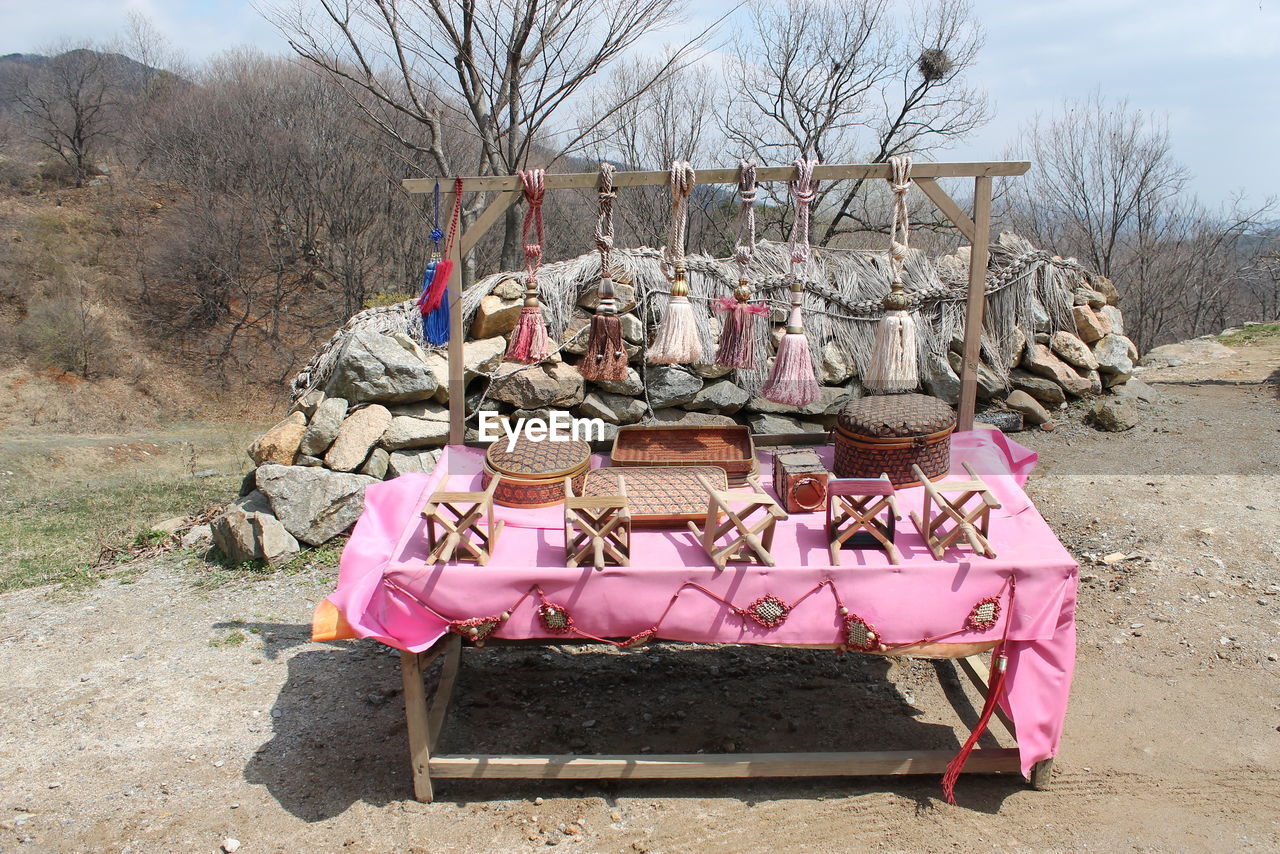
[836,393,955,438]
[486,434,591,478]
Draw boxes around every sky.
[2,0,1276,208]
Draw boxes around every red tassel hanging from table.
[648,161,703,365]
[506,169,551,364]
[940,578,1017,804]
[579,162,628,382]
[761,156,821,405]
[715,159,767,370]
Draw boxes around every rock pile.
[220,256,1147,559]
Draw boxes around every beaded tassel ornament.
[714,159,769,369]
[416,178,462,346]
[505,169,552,364]
[864,155,920,393]
[760,156,821,406]
[648,161,702,365]
[578,162,628,382]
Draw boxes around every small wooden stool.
[421,475,504,565]
[564,474,631,570]
[686,474,788,568]
[826,475,902,565]
[909,462,1000,560]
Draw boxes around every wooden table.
[396,635,1052,802]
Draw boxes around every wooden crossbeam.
[404,161,1030,194]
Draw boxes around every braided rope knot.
[788,156,818,267]
[664,160,696,282]
[519,168,547,289]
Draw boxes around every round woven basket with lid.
[833,393,955,487]
[483,434,591,508]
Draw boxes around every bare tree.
[16,45,121,187]
[1002,93,1273,350]
[724,0,988,243]
[263,0,710,269]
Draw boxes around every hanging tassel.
[649,267,701,364]
[940,578,1016,804]
[506,169,551,364]
[423,287,450,345]
[760,281,821,405]
[580,163,628,382]
[761,156,820,405]
[715,160,766,369]
[865,155,920,394]
[649,161,703,365]
[714,289,769,370]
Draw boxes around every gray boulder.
[685,380,751,414]
[1005,389,1052,426]
[1093,333,1135,380]
[388,448,441,478]
[1050,331,1099,370]
[820,342,855,385]
[748,412,827,435]
[922,350,960,404]
[381,414,449,450]
[1010,369,1066,405]
[578,391,646,425]
[591,367,644,396]
[325,404,392,471]
[325,328,439,404]
[647,366,703,408]
[1023,343,1094,397]
[360,447,390,479]
[299,396,349,456]
[211,491,300,565]
[489,361,585,409]
[749,385,853,417]
[256,464,376,545]
[641,408,737,427]
[1086,397,1141,432]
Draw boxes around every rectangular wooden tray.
[611,425,757,484]
[582,466,726,528]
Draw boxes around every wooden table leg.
[1030,758,1054,790]
[401,649,434,802]
[428,634,463,751]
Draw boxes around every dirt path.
[1,340,1278,853]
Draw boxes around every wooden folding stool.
[686,474,788,568]
[826,475,903,565]
[909,462,1000,560]
[421,475,504,565]
[564,474,631,570]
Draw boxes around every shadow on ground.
[243,631,1026,821]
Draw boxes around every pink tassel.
[649,271,702,364]
[714,294,768,370]
[506,303,550,363]
[761,309,820,406]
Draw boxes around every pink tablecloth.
[314,430,1076,777]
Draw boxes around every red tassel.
[940,646,1008,804]
[941,578,1017,805]
[506,303,550,364]
[420,258,453,314]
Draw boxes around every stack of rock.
[220,260,1145,560]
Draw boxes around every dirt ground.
[1,338,1277,854]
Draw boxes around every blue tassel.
[424,287,450,345]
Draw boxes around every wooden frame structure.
[403,161,1029,443]
[398,637,1052,803]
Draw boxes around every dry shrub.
[18,278,125,378]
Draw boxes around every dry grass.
[0,419,268,591]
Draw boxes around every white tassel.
[648,271,703,364]
[865,309,919,393]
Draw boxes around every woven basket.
[483,435,591,508]
[611,425,757,486]
[833,393,955,487]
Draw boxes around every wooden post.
[445,190,465,446]
[957,176,993,432]
[400,650,434,802]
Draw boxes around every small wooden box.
[771,449,829,513]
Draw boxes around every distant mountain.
[0,49,170,115]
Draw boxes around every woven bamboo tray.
[583,466,726,528]
[611,425,757,486]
